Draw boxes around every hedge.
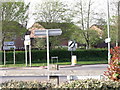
[57,79,120,89]
[1,79,120,89]
[0,49,108,64]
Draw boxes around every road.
[0,64,108,84]
[0,76,67,84]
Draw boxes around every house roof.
[90,24,104,37]
[28,23,46,38]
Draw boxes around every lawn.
[0,60,107,67]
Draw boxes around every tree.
[34,0,73,23]
[1,1,30,26]
[73,0,95,49]
[0,1,30,50]
[32,22,79,49]
[2,21,27,41]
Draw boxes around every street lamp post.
[118,1,120,46]
[106,0,111,64]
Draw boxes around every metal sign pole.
[29,45,32,67]
[4,50,6,65]
[13,47,15,64]
[71,51,73,58]
[25,45,27,66]
[46,30,50,70]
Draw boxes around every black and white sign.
[68,40,77,51]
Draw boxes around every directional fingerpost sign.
[3,41,16,65]
[68,40,77,51]
[34,29,62,70]
[34,29,62,36]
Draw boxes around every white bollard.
[71,55,77,66]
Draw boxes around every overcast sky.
[24,0,117,28]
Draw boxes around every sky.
[24,0,117,29]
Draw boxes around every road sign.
[25,35,30,41]
[68,41,76,48]
[24,40,31,45]
[4,41,14,46]
[34,29,62,36]
[24,35,31,67]
[68,40,77,51]
[3,46,16,50]
[105,38,111,43]
[35,29,62,70]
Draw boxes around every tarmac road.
[0,64,108,84]
[0,76,67,84]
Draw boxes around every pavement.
[0,64,108,76]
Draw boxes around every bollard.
[71,55,77,65]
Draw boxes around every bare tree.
[74,0,94,49]
[34,0,72,23]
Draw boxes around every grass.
[0,60,107,67]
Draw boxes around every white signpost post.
[68,40,77,65]
[34,29,62,70]
[3,41,16,65]
[24,35,31,67]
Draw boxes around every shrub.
[1,80,55,89]
[57,79,120,89]
[1,49,107,64]
[104,46,120,81]
[1,79,120,89]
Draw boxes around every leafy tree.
[34,0,73,23]
[1,1,30,26]
[32,22,79,49]
[0,1,29,50]
[73,0,95,49]
[2,21,27,41]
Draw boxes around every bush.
[1,79,120,89]
[1,49,107,64]
[57,79,120,89]
[104,46,120,81]
[1,80,55,89]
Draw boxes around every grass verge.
[0,60,107,67]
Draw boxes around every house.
[90,24,104,38]
[28,23,46,38]
[14,37,24,50]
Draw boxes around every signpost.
[3,41,16,65]
[68,40,77,65]
[68,40,77,51]
[34,29,62,70]
[24,35,31,67]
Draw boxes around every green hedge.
[1,79,120,89]
[1,49,108,64]
[57,79,120,89]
